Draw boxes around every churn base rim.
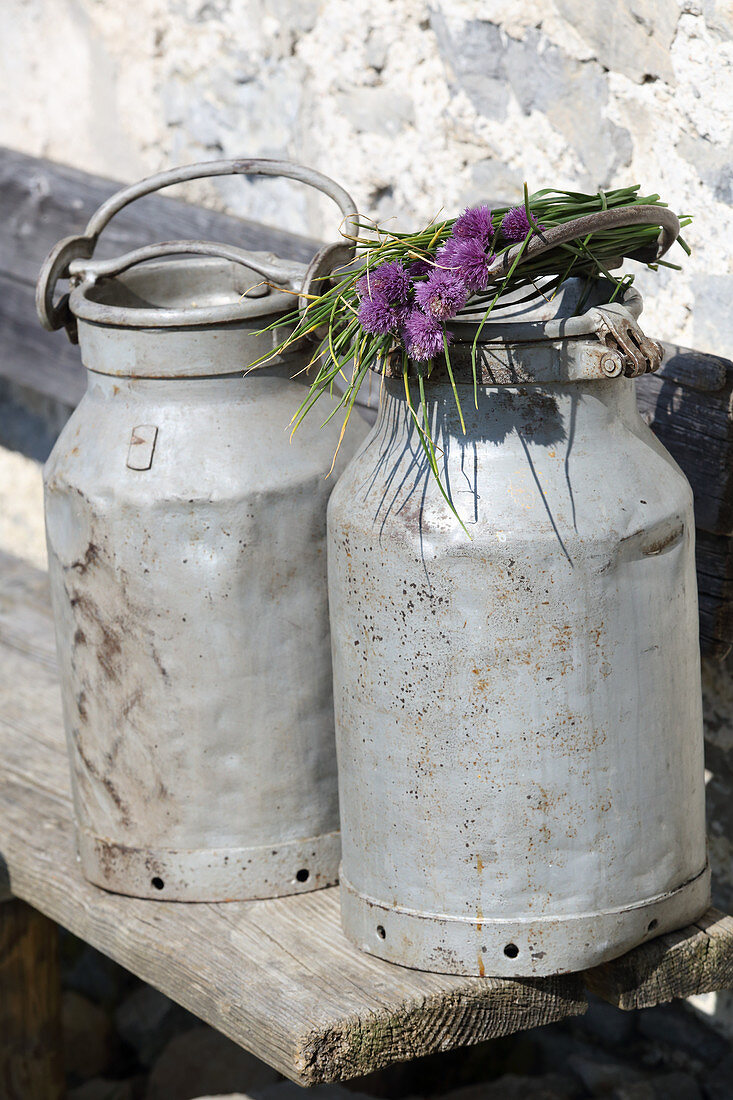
[339,863,711,977]
[77,827,341,902]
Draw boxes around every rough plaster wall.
[2,0,733,354]
[4,0,733,1028]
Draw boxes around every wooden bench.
[1,548,733,1097]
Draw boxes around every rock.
[578,994,637,1047]
[637,1004,729,1064]
[335,88,415,135]
[191,1087,376,1100]
[466,159,521,208]
[693,276,733,365]
[61,940,134,1006]
[255,1086,374,1100]
[429,15,510,122]
[612,1075,702,1100]
[144,1026,280,1100]
[567,1053,643,1093]
[702,1051,733,1100]
[431,13,632,188]
[68,1077,145,1100]
[115,982,197,1067]
[62,990,115,1081]
[704,0,733,40]
[647,1072,702,1099]
[611,1084,656,1100]
[442,1074,580,1100]
[699,1056,730,1100]
[530,1026,615,1076]
[554,0,677,83]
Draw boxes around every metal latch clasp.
[594,308,664,378]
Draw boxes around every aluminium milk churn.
[37,158,366,901]
[328,209,710,976]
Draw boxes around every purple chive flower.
[438,237,495,293]
[501,205,545,243]
[357,293,404,336]
[402,309,451,362]
[415,270,468,320]
[356,260,411,304]
[408,258,432,279]
[452,203,493,243]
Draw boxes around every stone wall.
[4,0,733,1037]
[3,0,733,356]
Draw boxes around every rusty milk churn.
[328,209,710,976]
[37,158,366,901]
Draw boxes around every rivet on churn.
[601,351,624,377]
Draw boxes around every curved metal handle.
[488,205,681,280]
[68,239,303,289]
[37,157,358,333]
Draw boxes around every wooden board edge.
[583,907,733,1011]
[295,974,588,1085]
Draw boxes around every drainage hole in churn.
[647,919,659,933]
[376,925,386,939]
[151,877,165,891]
[503,943,519,959]
[296,868,310,883]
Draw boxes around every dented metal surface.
[40,159,366,901]
[328,288,710,977]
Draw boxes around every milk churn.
[328,211,710,975]
[37,159,366,901]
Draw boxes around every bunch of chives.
[253,184,690,533]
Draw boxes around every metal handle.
[68,239,302,289]
[37,157,358,334]
[488,205,681,279]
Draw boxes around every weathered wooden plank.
[0,550,587,1085]
[635,347,733,660]
[0,274,84,460]
[584,908,733,1011]
[696,528,733,660]
[0,898,65,1100]
[0,772,586,1085]
[636,345,733,537]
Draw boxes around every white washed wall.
[3,0,733,1027]
[2,1,733,356]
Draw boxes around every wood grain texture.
[584,908,733,1011]
[635,345,733,660]
[0,550,586,1085]
[0,898,65,1100]
[636,345,733,537]
[696,529,733,660]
